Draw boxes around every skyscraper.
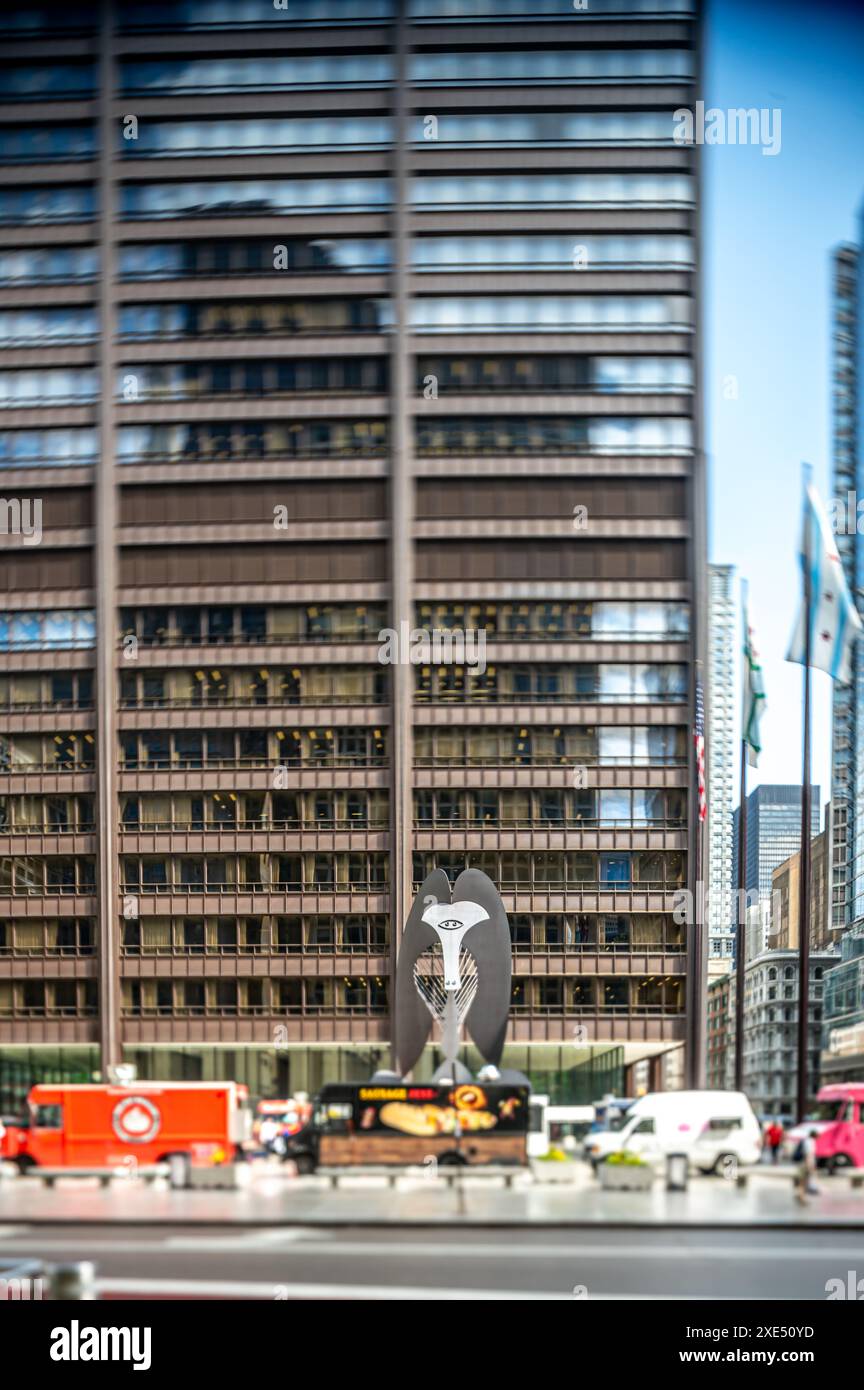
[0,0,704,1104]
[707,562,735,962]
[731,785,821,950]
[829,243,859,935]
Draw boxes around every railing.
[412,878,682,893]
[119,940,387,957]
[119,755,387,770]
[413,816,686,830]
[118,880,389,895]
[115,632,383,647]
[414,690,687,705]
[118,694,385,708]
[118,818,389,832]
[412,756,686,767]
[1,823,96,834]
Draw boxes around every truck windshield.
[808,1101,845,1123]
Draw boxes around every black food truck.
[283,1082,530,1171]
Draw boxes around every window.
[33,1104,63,1128]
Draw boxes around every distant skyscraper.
[707,564,735,961]
[732,785,821,938]
[829,244,859,935]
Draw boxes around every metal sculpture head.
[394,868,512,1078]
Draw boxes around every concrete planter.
[599,1162,654,1192]
[530,1159,580,1184]
[187,1163,237,1190]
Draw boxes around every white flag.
[742,589,766,767]
[787,481,862,683]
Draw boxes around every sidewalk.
[0,1167,862,1227]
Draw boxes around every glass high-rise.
[0,0,704,1102]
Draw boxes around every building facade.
[742,947,833,1121]
[821,923,864,1083]
[770,812,833,954]
[0,0,704,1102]
[706,969,733,1091]
[830,244,860,935]
[706,562,734,962]
[731,784,820,933]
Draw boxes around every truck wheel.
[438,1152,468,1167]
[292,1153,315,1175]
[828,1154,853,1175]
[15,1155,36,1175]
[712,1154,738,1178]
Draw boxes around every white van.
[527,1096,595,1157]
[584,1090,762,1173]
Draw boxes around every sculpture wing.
[453,869,512,1067]
[394,868,450,1076]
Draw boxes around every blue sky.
[704,0,864,816]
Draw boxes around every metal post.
[95,0,121,1074]
[734,737,747,1091]
[797,510,813,1122]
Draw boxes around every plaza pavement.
[0,1163,862,1228]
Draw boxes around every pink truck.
[811,1084,864,1171]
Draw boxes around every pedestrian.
[766,1119,784,1164]
[258,1115,278,1155]
[795,1128,821,1204]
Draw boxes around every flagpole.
[734,582,748,1092]
[796,477,813,1125]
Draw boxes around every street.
[1,1223,862,1300]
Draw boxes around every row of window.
[0,111,705,163]
[117,173,694,219]
[412,725,686,765]
[118,728,387,770]
[120,791,390,832]
[0,786,687,832]
[413,850,687,887]
[0,672,93,710]
[0,235,694,286]
[414,664,688,703]
[120,112,691,155]
[2,355,694,406]
[0,797,95,834]
[0,296,692,344]
[0,603,688,655]
[118,0,696,29]
[0,909,689,958]
[119,603,385,646]
[0,849,687,894]
[416,600,690,639]
[414,787,687,827]
[1,417,692,466]
[0,611,96,651]
[0,725,686,776]
[0,354,685,407]
[119,853,391,891]
[122,976,389,1017]
[511,975,683,1013]
[118,667,387,709]
[3,49,694,99]
[117,600,688,646]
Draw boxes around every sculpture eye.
[437,919,462,932]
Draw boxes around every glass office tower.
[0,0,703,1100]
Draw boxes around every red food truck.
[14,1082,250,1171]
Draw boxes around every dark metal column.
[387,0,415,1070]
[95,0,121,1074]
[685,0,708,1090]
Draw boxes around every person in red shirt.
[765,1119,784,1164]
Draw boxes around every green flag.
[743,587,766,767]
